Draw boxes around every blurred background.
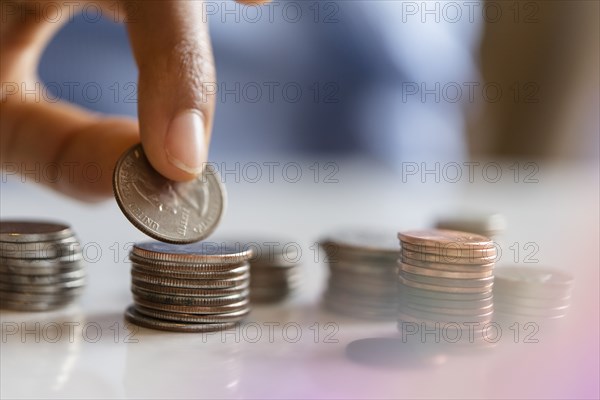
[37,0,600,168]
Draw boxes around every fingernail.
[165,110,206,175]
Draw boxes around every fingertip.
[142,109,208,183]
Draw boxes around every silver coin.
[131,270,249,289]
[132,241,252,264]
[131,286,249,306]
[125,305,238,332]
[113,144,226,244]
[324,290,400,308]
[132,279,249,297]
[0,269,86,285]
[0,279,86,293]
[399,263,493,280]
[321,229,400,254]
[493,303,569,318]
[435,213,507,237]
[400,256,494,273]
[216,237,301,266]
[328,278,399,297]
[0,261,84,276]
[492,294,571,309]
[0,221,73,243]
[0,240,82,260]
[328,261,397,277]
[134,304,250,323]
[0,298,75,311]
[129,253,244,272]
[323,298,398,320]
[133,297,249,314]
[131,262,249,279]
[493,266,574,291]
[0,289,83,303]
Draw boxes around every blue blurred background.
[38,0,599,165]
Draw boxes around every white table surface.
[1,157,598,399]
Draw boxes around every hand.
[0,0,267,201]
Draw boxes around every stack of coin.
[0,221,85,311]
[397,230,497,347]
[126,241,252,332]
[435,212,506,238]
[244,239,302,303]
[493,266,573,321]
[320,230,400,320]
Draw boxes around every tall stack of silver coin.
[397,230,496,346]
[125,241,252,332]
[246,240,302,303]
[0,221,85,311]
[493,266,573,321]
[320,231,400,320]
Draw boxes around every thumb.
[125,1,215,181]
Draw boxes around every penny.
[113,143,225,244]
[398,229,493,248]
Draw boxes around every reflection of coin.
[399,263,493,279]
[113,144,226,244]
[399,256,494,272]
[124,305,238,332]
[399,276,493,294]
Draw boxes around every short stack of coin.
[0,221,85,311]
[435,212,506,238]
[245,240,302,303]
[126,241,252,332]
[493,266,573,321]
[320,231,400,320]
[397,230,497,347]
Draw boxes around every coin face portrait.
[113,144,226,244]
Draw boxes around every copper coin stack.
[397,230,497,346]
[493,266,573,321]
[125,241,252,332]
[246,240,302,303]
[0,220,85,311]
[320,231,400,320]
